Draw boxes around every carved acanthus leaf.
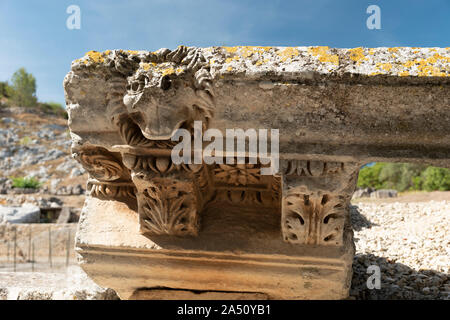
[73,148,129,182]
[213,164,261,186]
[282,191,348,246]
[138,181,198,236]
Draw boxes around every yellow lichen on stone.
[403,60,415,68]
[388,47,400,54]
[85,51,105,64]
[141,62,157,71]
[368,49,376,55]
[225,56,240,63]
[127,50,139,55]
[377,63,392,72]
[224,47,238,54]
[222,46,272,59]
[308,46,339,66]
[417,65,445,77]
[347,47,367,64]
[255,58,269,66]
[104,50,111,55]
[403,53,450,77]
[239,46,271,58]
[227,66,233,72]
[399,71,410,77]
[162,68,175,76]
[278,47,299,62]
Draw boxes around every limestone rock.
[370,189,398,199]
[0,204,40,224]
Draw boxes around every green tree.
[378,163,426,191]
[421,167,450,191]
[9,68,37,107]
[0,81,10,98]
[357,162,450,192]
[357,163,385,189]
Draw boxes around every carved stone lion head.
[122,46,214,140]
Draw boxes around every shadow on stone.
[350,253,449,300]
[350,205,378,231]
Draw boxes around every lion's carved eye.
[160,75,172,91]
[127,75,150,94]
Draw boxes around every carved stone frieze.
[213,163,262,186]
[280,160,360,246]
[282,160,344,176]
[65,46,450,300]
[73,147,130,182]
[133,176,200,236]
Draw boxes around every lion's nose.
[141,105,188,140]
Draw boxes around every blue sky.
[0,0,448,106]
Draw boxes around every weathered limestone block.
[64,46,450,300]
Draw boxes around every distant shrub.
[19,136,32,145]
[39,101,68,118]
[0,81,11,98]
[421,167,450,191]
[357,162,450,192]
[10,177,42,189]
[357,163,385,189]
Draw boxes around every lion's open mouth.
[128,103,190,141]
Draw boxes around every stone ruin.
[64,46,450,299]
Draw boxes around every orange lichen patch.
[308,46,339,65]
[278,47,300,62]
[369,72,383,76]
[176,68,184,74]
[347,47,367,63]
[85,51,105,64]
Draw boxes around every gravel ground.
[349,200,449,300]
